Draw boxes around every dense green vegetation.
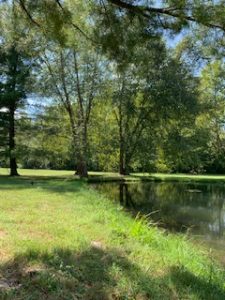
[0,0,225,177]
[4,168,225,183]
[0,172,224,299]
[1,1,225,298]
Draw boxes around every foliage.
[0,0,225,174]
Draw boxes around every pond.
[92,181,225,261]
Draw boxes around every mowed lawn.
[2,168,225,182]
[0,170,225,299]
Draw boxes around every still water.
[92,181,225,258]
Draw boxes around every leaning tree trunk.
[9,107,19,176]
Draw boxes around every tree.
[0,0,222,177]
[0,108,9,163]
[13,1,225,38]
[0,46,31,175]
[0,1,34,176]
[17,104,73,170]
[39,40,103,177]
[198,60,225,172]
[110,47,198,174]
[107,0,225,32]
[112,69,153,175]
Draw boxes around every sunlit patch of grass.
[2,167,225,183]
[0,172,224,299]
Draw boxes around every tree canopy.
[0,0,225,176]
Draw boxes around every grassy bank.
[88,172,225,183]
[2,168,225,183]
[0,172,224,299]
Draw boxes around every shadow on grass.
[0,247,224,300]
[0,175,84,194]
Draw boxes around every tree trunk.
[119,127,129,175]
[118,92,129,176]
[76,153,88,178]
[9,107,19,176]
[119,146,126,175]
[75,123,88,178]
[66,106,88,178]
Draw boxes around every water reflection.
[93,181,225,240]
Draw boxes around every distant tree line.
[0,0,225,176]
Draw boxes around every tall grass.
[0,173,224,299]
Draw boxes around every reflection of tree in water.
[119,183,135,208]
[93,182,225,238]
[209,192,224,238]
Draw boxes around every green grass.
[88,172,225,183]
[2,168,225,183]
[0,168,75,177]
[0,170,225,299]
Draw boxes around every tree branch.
[17,0,94,42]
[108,0,225,32]
[54,0,93,42]
[17,0,41,27]
[73,50,84,120]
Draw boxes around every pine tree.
[0,46,30,175]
